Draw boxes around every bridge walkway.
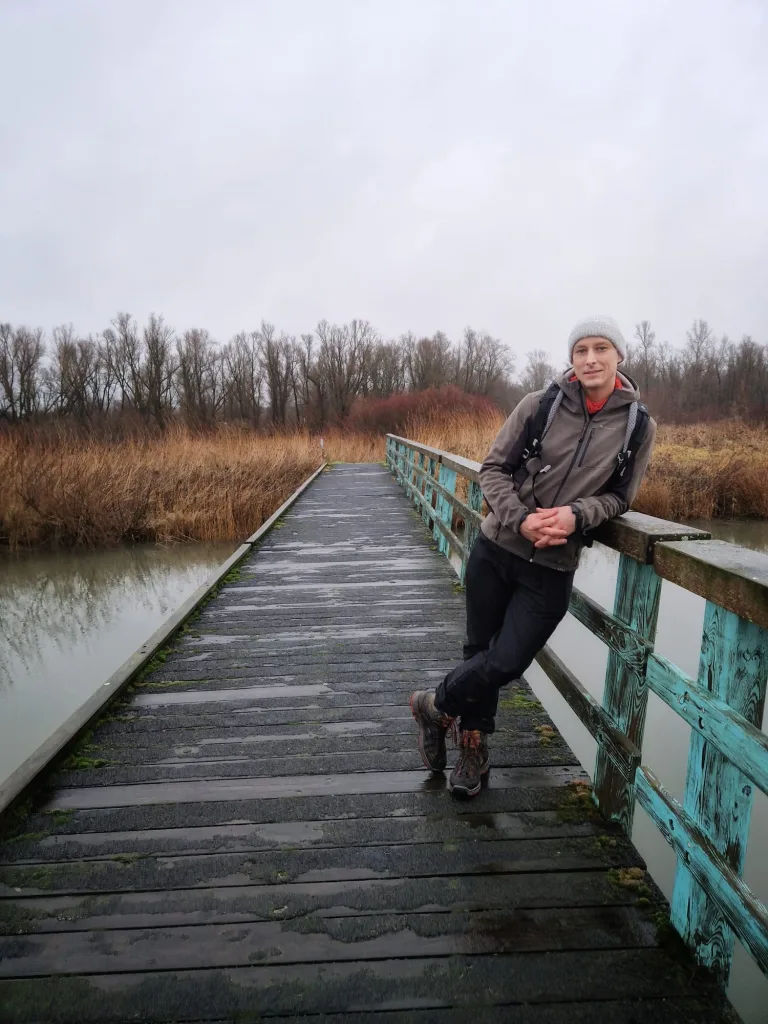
[0,464,731,1022]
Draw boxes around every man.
[410,316,657,797]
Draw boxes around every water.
[524,517,768,1024]
[0,520,766,1018]
[0,542,235,785]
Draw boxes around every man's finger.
[535,535,567,548]
[535,507,559,518]
[539,526,568,538]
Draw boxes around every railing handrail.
[386,431,768,989]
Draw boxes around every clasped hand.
[519,506,576,548]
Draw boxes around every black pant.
[435,532,574,734]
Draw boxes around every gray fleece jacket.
[479,370,657,571]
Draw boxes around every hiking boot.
[449,729,490,797]
[409,689,456,772]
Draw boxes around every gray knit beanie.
[568,316,626,363]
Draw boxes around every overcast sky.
[1,0,766,363]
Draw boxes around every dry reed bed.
[402,413,768,521]
[1,418,765,550]
[0,430,327,550]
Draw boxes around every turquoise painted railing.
[386,432,768,988]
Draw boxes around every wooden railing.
[386,432,768,987]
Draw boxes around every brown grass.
[1,417,765,550]
[636,421,768,520]
[0,428,325,550]
[383,413,768,522]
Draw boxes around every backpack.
[510,380,650,492]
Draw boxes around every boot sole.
[409,693,447,773]
[449,761,490,798]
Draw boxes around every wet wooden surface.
[0,465,736,1022]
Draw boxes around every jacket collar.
[557,368,641,412]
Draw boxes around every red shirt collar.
[569,374,622,415]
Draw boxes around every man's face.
[572,336,620,391]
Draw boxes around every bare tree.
[633,320,656,394]
[315,319,378,421]
[143,314,176,428]
[102,313,144,413]
[472,333,513,395]
[44,325,101,422]
[0,323,45,422]
[455,327,480,392]
[259,321,293,427]
[368,339,406,397]
[176,329,223,427]
[520,349,557,392]
[223,331,264,426]
[405,331,453,391]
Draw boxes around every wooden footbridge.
[1,445,767,1023]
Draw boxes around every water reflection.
[0,543,234,781]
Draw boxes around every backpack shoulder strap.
[504,381,561,485]
[614,401,650,481]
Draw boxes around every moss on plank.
[499,691,543,713]
[110,853,150,865]
[5,831,50,844]
[556,780,601,823]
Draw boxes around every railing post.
[434,463,457,556]
[423,457,436,529]
[592,555,661,831]
[396,442,406,482]
[461,480,483,584]
[415,453,426,516]
[408,447,418,508]
[669,604,768,982]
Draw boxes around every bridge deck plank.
[0,465,734,1022]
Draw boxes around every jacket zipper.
[577,427,596,468]
[549,396,590,509]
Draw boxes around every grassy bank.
[1,419,766,550]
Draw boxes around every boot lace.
[431,695,459,747]
[455,729,483,774]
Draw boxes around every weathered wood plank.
[592,511,711,564]
[568,587,650,674]
[0,906,660,977]
[535,646,640,781]
[670,603,768,981]
[654,538,768,631]
[647,651,768,796]
[635,764,768,978]
[0,950,727,1023]
[591,557,661,831]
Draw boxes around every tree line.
[1,313,766,430]
[623,320,768,422]
[0,315,514,430]
[502,320,768,423]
